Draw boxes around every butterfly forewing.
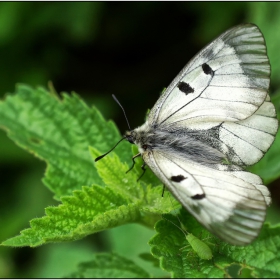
[148,24,270,129]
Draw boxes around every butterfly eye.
[142,145,148,150]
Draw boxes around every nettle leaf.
[90,147,144,200]
[143,188,181,215]
[149,210,224,278]
[2,145,144,247]
[1,138,170,247]
[68,252,151,278]
[149,208,280,278]
[0,84,131,200]
[218,223,280,278]
[2,185,142,247]
[0,85,173,247]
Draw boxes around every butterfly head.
[124,123,154,154]
[124,130,147,153]
[124,130,135,144]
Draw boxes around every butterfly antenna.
[95,137,126,162]
[112,94,131,131]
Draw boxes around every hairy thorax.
[126,122,228,166]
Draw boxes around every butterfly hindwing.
[219,94,277,166]
[143,150,268,245]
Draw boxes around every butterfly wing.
[143,149,268,245]
[148,24,271,131]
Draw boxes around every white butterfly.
[97,24,278,245]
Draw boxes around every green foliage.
[1,85,280,277]
[150,209,280,278]
[1,85,280,278]
[0,85,176,248]
[68,252,151,278]
[1,184,141,247]
[0,84,131,200]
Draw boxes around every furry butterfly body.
[98,24,278,245]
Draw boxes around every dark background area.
[0,2,280,277]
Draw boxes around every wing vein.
[221,126,265,152]
[233,122,276,136]
[199,96,252,104]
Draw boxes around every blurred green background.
[0,2,280,277]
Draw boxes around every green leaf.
[0,84,131,200]
[68,252,151,278]
[91,147,143,200]
[1,144,167,247]
[1,148,144,247]
[149,210,224,278]
[143,188,181,215]
[2,184,141,247]
[218,223,280,278]
[149,208,280,278]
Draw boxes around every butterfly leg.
[162,185,166,197]
[137,163,147,181]
[126,153,141,174]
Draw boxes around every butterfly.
[96,24,278,245]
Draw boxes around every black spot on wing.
[191,193,206,200]
[177,82,194,95]
[170,175,187,182]
[202,63,214,76]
